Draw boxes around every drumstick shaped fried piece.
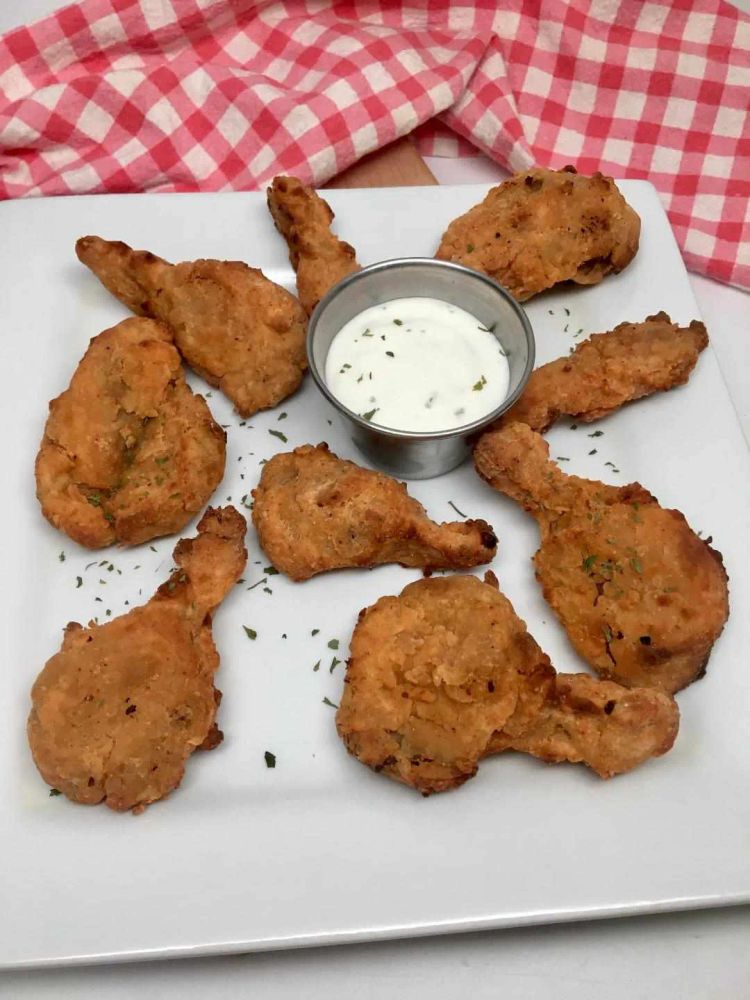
[436,166,640,301]
[35,317,226,549]
[28,507,247,813]
[474,423,729,694]
[267,175,360,315]
[488,312,708,435]
[336,573,679,794]
[76,236,307,417]
[488,671,679,777]
[251,443,497,581]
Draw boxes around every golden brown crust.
[474,423,729,694]
[435,167,640,301]
[489,672,679,779]
[35,317,226,549]
[267,175,360,315]
[27,507,247,813]
[76,236,307,417]
[336,574,679,794]
[337,574,554,794]
[251,443,497,581]
[491,312,708,434]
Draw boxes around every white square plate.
[1,183,748,969]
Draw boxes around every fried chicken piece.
[35,317,226,549]
[76,236,307,417]
[251,443,497,581]
[336,573,678,794]
[490,312,708,434]
[435,167,640,301]
[488,672,679,778]
[474,423,729,694]
[267,175,360,316]
[28,507,247,812]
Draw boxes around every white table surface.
[2,3,749,997]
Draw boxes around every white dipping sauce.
[325,297,510,432]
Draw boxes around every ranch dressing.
[325,297,510,432]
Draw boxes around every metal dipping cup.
[307,258,535,479]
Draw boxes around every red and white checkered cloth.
[1,0,748,290]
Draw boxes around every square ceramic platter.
[1,182,749,970]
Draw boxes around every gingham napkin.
[1,0,748,290]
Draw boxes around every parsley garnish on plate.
[243,626,257,640]
[448,500,467,518]
[268,429,288,443]
[327,639,339,650]
[361,408,379,422]
[322,696,339,709]
[264,751,276,768]
[472,375,487,391]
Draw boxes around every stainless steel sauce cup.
[307,258,535,479]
